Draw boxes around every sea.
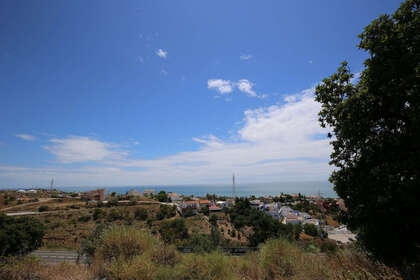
[55,181,337,198]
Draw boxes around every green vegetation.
[156,204,176,220]
[155,191,170,202]
[71,225,402,280]
[228,198,301,246]
[158,218,189,244]
[315,0,419,264]
[134,207,148,221]
[38,205,49,212]
[0,213,45,256]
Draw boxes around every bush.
[134,207,148,221]
[0,213,45,256]
[38,205,49,212]
[93,208,105,220]
[156,205,176,220]
[78,215,91,222]
[303,223,319,237]
[159,218,188,244]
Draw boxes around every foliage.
[199,205,209,216]
[134,207,148,221]
[158,218,189,244]
[228,198,299,246]
[93,208,105,220]
[314,0,420,264]
[303,223,318,237]
[209,214,218,227]
[0,213,45,256]
[185,232,215,253]
[78,215,91,222]
[155,191,170,202]
[156,204,176,220]
[38,205,48,212]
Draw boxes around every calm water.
[56,181,337,198]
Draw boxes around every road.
[30,250,81,264]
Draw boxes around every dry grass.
[1,226,403,280]
[0,257,93,280]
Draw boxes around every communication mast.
[232,173,236,199]
[50,177,54,190]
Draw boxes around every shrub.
[93,208,105,220]
[78,215,91,222]
[0,213,45,256]
[156,205,176,220]
[38,205,49,212]
[159,218,188,244]
[134,207,148,221]
[303,223,318,237]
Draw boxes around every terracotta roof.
[209,205,221,211]
[184,201,198,205]
[199,200,211,204]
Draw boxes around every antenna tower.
[50,177,54,190]
[232,174,236,199]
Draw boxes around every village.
[3,186,356,246]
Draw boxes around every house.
[282,213,300,225]
[82,189,108,201]
[327,226,356,244]
[216,201,227,208]
[127,190,140,197]
[250,200,264,209]
[299,212,311,219]
[27,189,37,193]
[168,192,182,202]
[209,205,222,212]
[182,200,199,209]
[142,189,154,197]
[279,206,293,217]
[199,200,212,208]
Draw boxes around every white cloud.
[240,54,253,60]
[207,79,233,94]
[208,78,266,98]
[308,60,313,64]
[16,134,36,141]
[43,136,126,164]
[133,141,140,145]
[156,49,167,58]
[160,69,168,76]
[237,79,257,97]
[2,86,332,186]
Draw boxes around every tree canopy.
[0,213,45,256]
[314,0,419,264]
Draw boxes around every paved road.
[30,250,81,264]
[6,211,39,216]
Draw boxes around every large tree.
[315,0,419,264]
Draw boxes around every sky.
[0,0,403,187]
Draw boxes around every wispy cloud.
[208,79,267,99]
[207,79,233,94]
[308,60,313,64]
[237,79,258,97]
[160,69,168,76]
[16,134,36,141]
[156,49,167,58]
[240,54,253,60]
[43,136,127,164]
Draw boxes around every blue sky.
[0,0,403,187]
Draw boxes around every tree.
[303,224,318,237]
[0,213,45,256]
[155,191,169,202]
[314,0,419,264]
[159,218,188,244]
